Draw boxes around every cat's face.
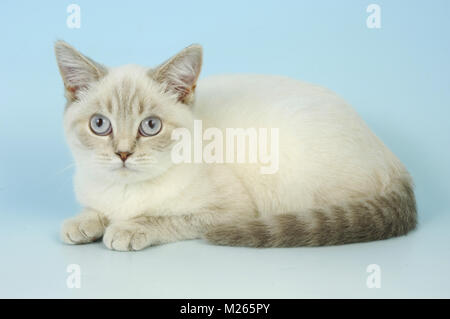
[56,41,202,183]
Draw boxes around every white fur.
[57,42,409,250]
[71,73,406,222]
[194,74,406,216]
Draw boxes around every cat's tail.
[204,178,417,247]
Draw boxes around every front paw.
[103,223,151,251]
[61,217,104,244]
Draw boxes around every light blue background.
[0,0,449,298]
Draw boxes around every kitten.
[55,41,417,251]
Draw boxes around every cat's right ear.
[54,40,107,101]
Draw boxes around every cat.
[55,40,417,251]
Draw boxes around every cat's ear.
[54,40,107,101]
[151,44,203,104]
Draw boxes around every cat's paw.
[103,223,150,251]
[61,217,104,244]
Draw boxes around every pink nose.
[116,151,132,162]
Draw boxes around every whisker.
[54,162,76,175]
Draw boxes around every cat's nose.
[116,151,133,162]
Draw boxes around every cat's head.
[55,41,202,183]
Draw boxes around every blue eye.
[139,116,162,137]
[90,114,112,136]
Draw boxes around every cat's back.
[194,74,352,126]
[196,74,338,104]
[194,74,406,215]
[194,73,368,153]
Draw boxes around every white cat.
[55,41,416,251]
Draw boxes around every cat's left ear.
[151,44,203,105]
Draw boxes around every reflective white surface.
[0,208,449,298]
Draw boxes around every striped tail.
[204,179,417,247]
